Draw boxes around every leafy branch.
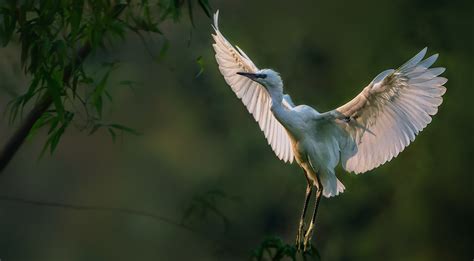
[252,236,321,261]
[0,0,212,172]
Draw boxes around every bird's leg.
[296,182,312,250]
[303,178,323,252]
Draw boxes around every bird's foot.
[303,222,315,252]
[295,221,306,250]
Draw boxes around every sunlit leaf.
[195,55,205,78]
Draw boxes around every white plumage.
[336,47,447,174]
[212,12,294,163]
[211,11,447,250]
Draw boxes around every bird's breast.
[291,137,309,166]
[291,138,319,185]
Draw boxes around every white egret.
[211,11,447,251]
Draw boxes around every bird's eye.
[256,74,267,79]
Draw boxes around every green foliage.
[181,189,234,232]
[252,236,320,261]
[0,0,212,154]
[195,55,205,77]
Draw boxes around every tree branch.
[0,193,242,256]
[0,194,198,234]
[0,94,52,172]
[0,4,126,173]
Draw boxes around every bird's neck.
[265,81,284,106]
[269,90,283,108]
[267,84,291,126]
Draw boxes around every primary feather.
[334,48,447,174]
[211,11,294,163]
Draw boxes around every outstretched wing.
[332,48,447,174]
[211,11,294,163]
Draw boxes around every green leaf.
[88,123,102,135]
[0,6,17,46]
[111,1,128,19]
[195,55,204,78]
[23,75,42,106]
[7,98,22,124]
[91,65,114,117]
[156,38,169,61]
[48,71,65,122]
[104,90,113,102]
[108,127,116,142]
[197,0,212,18]
[69,0,84,38]
[39,112,75,157]
[94,95,103,117]
[28,112,54,140]
[187,0,195,27]
[108,124,141,135]
[47,116,60,134]
[108,20,126,40]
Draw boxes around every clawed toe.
[295,222,315,252]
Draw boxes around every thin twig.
[0,195,199,235]
[0,194,244,257]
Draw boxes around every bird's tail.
[319,170,345,198]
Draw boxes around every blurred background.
[0,0,472,260]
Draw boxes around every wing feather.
[212,11,294,163]
[334,48,447,173]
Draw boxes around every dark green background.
[0,0,472,260]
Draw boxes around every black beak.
[237,72,257,79]
[237,72,266,80]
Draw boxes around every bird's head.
[237,69,283,93]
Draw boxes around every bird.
[210,11,447,251]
